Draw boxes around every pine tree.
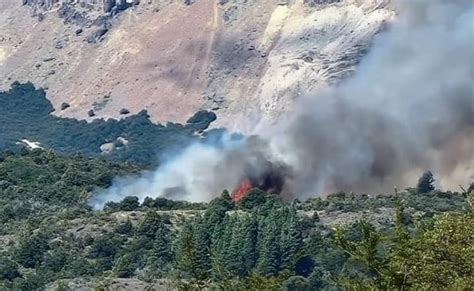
[114,219,134,236]
[304,231,324,256]
[281,275,310,291]
[280,208,304,271]
[194,218,212,274]
[175,222,199,276]
[242,216,258,273]
[152,224,173,265]
[227,215,248,277]
[175,219,210,285]
[210,214,234,278]
[14,233,49,268]
[137,211,165,239]
[113,253,139,278]
[256,217,281,276]
[0,256,21,281]
[394,193,409,242]
[204,191,234,235]
[416,171,435,193]
[308,267,325,290]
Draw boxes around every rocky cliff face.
[22,0,140,31]
[23,0,139,13]
[0,0,393,129]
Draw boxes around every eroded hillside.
[0,0,393,129]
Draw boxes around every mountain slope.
[0,0,393,129]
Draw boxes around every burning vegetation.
[231,161,290,202]
[232,179,253,202]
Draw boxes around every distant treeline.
[0,82,225,165]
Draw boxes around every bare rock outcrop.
[0,0,394,130]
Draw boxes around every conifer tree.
[210,214,234,277]
[280,208,304,271]
[241,216,258,273]
[416,171,435,193]
[226,215,250,277]
[114,219,134,236]
[138,211,165,239]
[257,218,281,276]
[204,191,234,234]
[152,223,173,265]
[175,222,200,277]
[194,218,212,274]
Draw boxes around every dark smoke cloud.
[92,0,473,208]
[267,0,474,196]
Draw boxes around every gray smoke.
[92,0,474,208]
[91,136,286,208]
[269,0,474,196]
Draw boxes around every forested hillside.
[0,150,472,290]
[1,1,472,290]
[0,82,221,165]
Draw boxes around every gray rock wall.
[23,0,138,13]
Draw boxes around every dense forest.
[0,82,225,165]
[0,149,472,290]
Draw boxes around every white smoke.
[92,0,474,208]
[90,135,280,208]
[91,140,242,208]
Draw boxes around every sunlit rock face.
[1,0,393,128]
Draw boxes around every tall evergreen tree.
[280,208,304,271]
[210,214,234,278]
[226,215,248,277]
[257,218,281,276]
[152,223,173,265]
[416,171,435,193]
[114,219,134,236]
[241,216,258,273]
[137,211,165,239]
[204,191,234,235]
[14,233,49,268]
[0,256,21,281]
[175,222,198,276]
[194,218,212,274]
[175,220,210,283]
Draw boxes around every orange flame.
[231,179,253,202]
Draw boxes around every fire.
[231,179,253,202]
[231,161,291,202]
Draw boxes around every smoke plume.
[92,0,474,208]
[271,0,474,196]
[91,136,290,208]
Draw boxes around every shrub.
[0,256,21,281]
